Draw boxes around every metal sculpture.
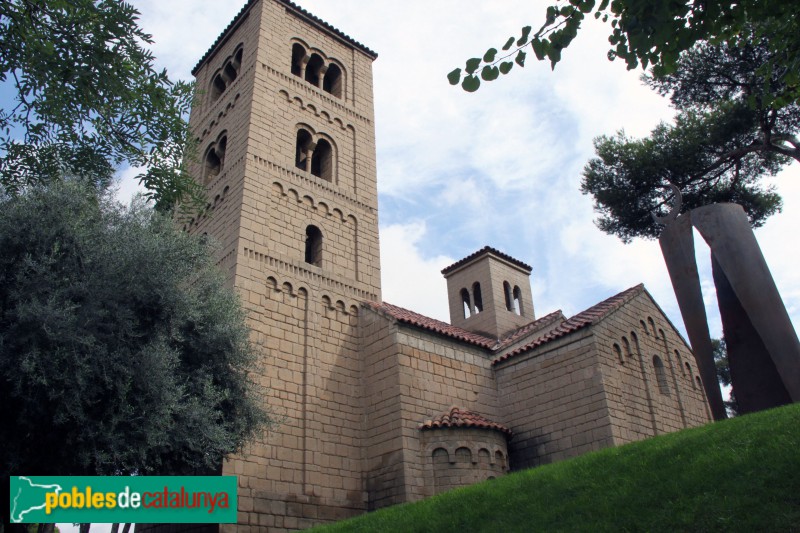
[654,189,800,419]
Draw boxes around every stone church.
[184,0,712,530]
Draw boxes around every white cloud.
[379,222,454,322]
[112,165,148,206]
[125,0,800,346]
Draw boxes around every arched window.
[675,350,684,375]
[305,53,324,86]
[461,288,471,319]
[648,317,657,337]
[685,362,693,383]
[472,282,483,313]
[291,43,305,77]
[323,63,342,97]
[622,337,631,361]
[295,129,313,172]
[503,281,513,311]
[613,343,623,364]
[653,355,670,395]
[204,145,221,183]
[640,320,648,335]
[310,138,333,181]
[209,45,243,103]
[513,286,523,315]
[223,62,238,83]
[203,132,227,184]
[304,225,323,266]
[210,73,226,101]
[695,376,704,394]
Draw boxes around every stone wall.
[593,291,712,444]
[494,330,613,470]
[420,427,509,495]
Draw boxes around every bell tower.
[442,246,535,339]
[187,0,380,527]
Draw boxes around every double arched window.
[290,42,344,99]
[459,282,484,318]
[209,45,243,103]
[295,127,335,182]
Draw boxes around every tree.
[580,37,796,242]
[712,338,739,416]
[0,181,269,484]
[0,0,202,211]
[448,0,799,105]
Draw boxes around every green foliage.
[581,38,796,242]
[314,404,800,533]
[0,0,203,212]
[449,0,800,106]
[0,182,269,478]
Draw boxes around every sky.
[119,0,800,342]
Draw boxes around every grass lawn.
[313,403,800,532]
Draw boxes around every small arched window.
[305,53,324,86]
[291,43,305,77]
[210,73,226,101]
[503,281,513,311]
[695,376,703,394]
[648,317,658,337]
[310,138,333,181]
[513,286,523,315]
[472,282,483,313]
[323,63,342,97]
[203,132,227,184]
[653,355,670,395]
[685,362,693,383]
[305,225,323,266]
[640,320,648,335]
[461,288,471,319]
[613,343,623,364]
[204,145,221,182]
[295,129,313,172]
[622,337,631,361]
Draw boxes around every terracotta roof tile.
[441,246,532,276]
[192,0,377,76]
[363,301,495,349]
[496,310,566,349]
[492,284,644,366]
[419,406,512,436]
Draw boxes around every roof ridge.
[492,284,645,366]
[441,245,532,276]
[418,406,512,436]
[495,309,566,349]
[363,301,495,349]
[192,0,378,76]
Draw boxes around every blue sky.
[120,0,800,340]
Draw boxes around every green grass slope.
[314,404,800,532]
